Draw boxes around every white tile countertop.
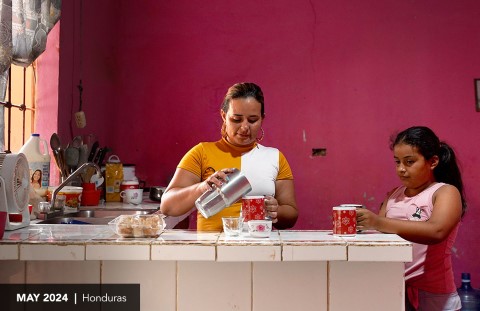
[0,225,412,262]
[0,226,412,311]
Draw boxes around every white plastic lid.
[121,180,139,185]
[333,205,356,210]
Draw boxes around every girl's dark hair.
[391,126,466,216]
[221,82,265,116]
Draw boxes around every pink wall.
[50,1,480,284]
[36,23,60,185]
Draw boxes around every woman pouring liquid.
[160,82,298,231]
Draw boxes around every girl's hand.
[356,208,379,231]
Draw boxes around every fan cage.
[0,153,30,213]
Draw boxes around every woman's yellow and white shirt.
[177,138,293,231]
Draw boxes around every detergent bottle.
[18,133,51,197]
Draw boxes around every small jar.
[120,180,139,202]
[120,180,139,191]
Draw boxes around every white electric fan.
[0,153,30,230]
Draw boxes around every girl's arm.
[357,185,462,244]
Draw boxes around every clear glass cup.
[38,201,52,213]
[222,216,243,236]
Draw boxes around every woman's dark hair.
[391,126,466,216]
[221,82,265,116]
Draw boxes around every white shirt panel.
[240,144,279,196]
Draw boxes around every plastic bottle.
[18,133,51,197]
[457,272,480,310]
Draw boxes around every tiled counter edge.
[0,227,412,262]
[0,227,411,311]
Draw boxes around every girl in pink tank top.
[357,126,466,311]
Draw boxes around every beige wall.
[6,64,35,152]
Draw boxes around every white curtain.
[0,0,61,150]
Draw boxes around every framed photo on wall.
[475,79,480,112]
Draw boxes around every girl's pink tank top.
[385,182,458,294]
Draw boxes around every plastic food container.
[109,214,165,238]
[46,186,83,209]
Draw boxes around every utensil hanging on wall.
[75,80,86,128]
[88,141,99,162]
[65,146,79,173]
[50,133,68,178]
[75,0,86,128]
[72,135,82,148]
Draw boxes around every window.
[3,64,36,152]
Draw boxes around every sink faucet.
[51,162,102,210]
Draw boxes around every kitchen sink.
[35,217,114,225]
[34,207,160,225]
[66,209,158,218]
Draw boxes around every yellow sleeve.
[177,143,203,178]
[278,151,293,180]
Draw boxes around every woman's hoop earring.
[256,127,265,142]
[221,122,227,138]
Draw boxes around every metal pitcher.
[195,168,252,218]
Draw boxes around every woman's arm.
[265,179,298,229]
[357,185,462,244]
[160,167,233,217]
[160,168,204,216]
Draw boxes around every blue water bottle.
[457,272,480,310]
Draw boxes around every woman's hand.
[202,168,235,192]
[264,195,280,223]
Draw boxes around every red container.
[0,211,6,239]
[332,206,357,236]
[9,213,22,222]
[241,196,266,222]
[82,183,96,191]
[81,183,101,206]
[81,190,101,206]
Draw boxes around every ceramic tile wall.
[0,244,18,260]
[20,244,85,260]
[152,244,216,261]
[102,261,177,311]
[253,261,328,311]
[177,261,251,311]
[152,230,218,261]
[0,228,411,310]
[25,261,101,283]
[329,261,405,311]
[280,231,347,261]
[0,260,25,283]
[347,243,412,262]
[345,233,412,262]
[86,244,150,260]
[216,231,282,262]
